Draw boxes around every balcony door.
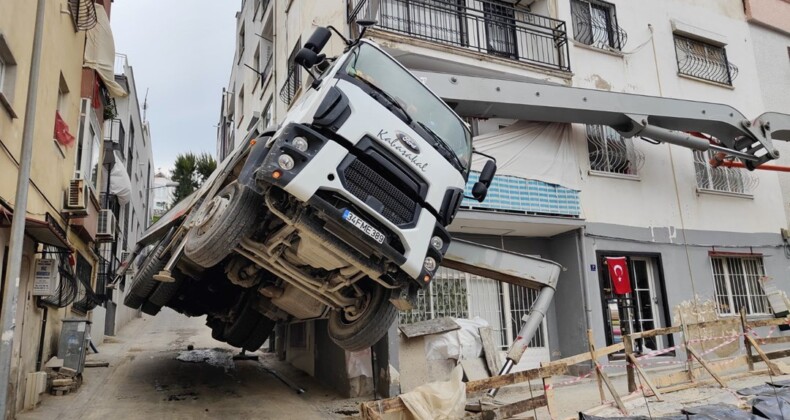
[380,0,466,46]
[482,1,517,58]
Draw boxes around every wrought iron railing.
[68,0,98,31]
[348,0,571,72]
[262,52,274,81]
[693,150,758,195]
[674,35,738,86]
[570,0,627,51]
[279,66,301,104]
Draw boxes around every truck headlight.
[292,136,309,152]
[423,257,437,272]
[278,154,295,170]
[430,236,444,251]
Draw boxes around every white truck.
[120,24,497,352]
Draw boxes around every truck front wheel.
[184,182,261,268]
[327,283,398,351]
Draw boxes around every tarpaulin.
[399,365,466,420]
[110,151,132,206]
[423,317,488,361]
[470,121,581,191]
[83,4,127,97]
[606,257,632,295]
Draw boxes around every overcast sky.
[112,0,239,173]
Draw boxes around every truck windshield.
[343,42,472,171]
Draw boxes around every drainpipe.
[0,0,47,416]
[578,227,593,333]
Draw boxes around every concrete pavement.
[18,308,362,420]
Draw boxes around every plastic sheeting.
[423,317,489,361]
[470,121,581,191]
[399,365,466,420]
[83,4,127,97]
[110,152,132,206]
[346,348,373,379]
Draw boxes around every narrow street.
[18,309,361,420]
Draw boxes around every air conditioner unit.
[97,209,116,240]
[65,178,88,211]
[120,250,131,262]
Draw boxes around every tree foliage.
[171,152,217,205]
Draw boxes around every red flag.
[606,257,632,295]
[54,111,75,147]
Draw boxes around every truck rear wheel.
[327,283,398,351]
[124,238,169,309]
[184,182,261,268]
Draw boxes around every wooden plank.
[547,342,624,369]
[755,348,790,361]
[360,396,407,418]
[465,363,567,393]
[588,329,605,404]
[755,335,790,345]
[746,335,782,376]
[659,370,768,394]
[594,362,628,415]
[479,327,501,376]
[680,312,694,382]
[623,334,636,393]
[688,318,741,330]
[541,362,557,420]
[746,316,790,329]
[742,310,754,372]
[595,342,625,358]
[630,325,682,340]
[627,354,663,402]
[399,317,460,338]
[686,346,727,388]
[468,395,546,420]
[462,358,491,381]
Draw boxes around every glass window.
[712,256,770,316]
[343,41,472,170]
[693,150,758,195]
[586,125,643,175]
[262,97,273,129]
[571,0,626,51]
[674,35,737,85]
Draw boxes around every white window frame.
[75,98,101,194]
[262,97,273,129]
[586,125,643,176]
[693,150,757,195]
[711,256,770,316]
[0,33,18,116]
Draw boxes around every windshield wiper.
[351,73,413,124]
[417,121,465,171]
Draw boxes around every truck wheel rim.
[193,194,231,237]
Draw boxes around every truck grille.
[342,159,417,225]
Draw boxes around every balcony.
[348,0,571,72]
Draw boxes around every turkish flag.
[54,111,75,147]
[606,257,632,295]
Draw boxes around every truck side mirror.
[305,27,331,54]
[295,48,325,69]
[472,160,497,202]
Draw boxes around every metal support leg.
[153,238,186,283]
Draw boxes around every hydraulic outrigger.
[424,71,790,395]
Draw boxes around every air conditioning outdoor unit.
[65,178,88,211]
[97,209,116,240]
[120,250,131,263]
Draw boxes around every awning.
[0,208,71,249]
[83,4,127,98]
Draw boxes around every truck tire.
[207,317,227,343]
[140,300,161,316]
[147,272,184,308]
[184,182,261,268]
[241,317,276,352]
[224,295,262,347]
[124,238,169,308]
[328,283,398,352]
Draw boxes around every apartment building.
[0,0,138,414]
[220,0,790,395]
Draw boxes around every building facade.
[0,0,150,414]
[220,0,790,393]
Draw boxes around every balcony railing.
[68,0,97,31]
[349,0,570,72]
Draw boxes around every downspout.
[578,227,593,335]
[0,0,47,416]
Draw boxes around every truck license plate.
[342,210,386,244]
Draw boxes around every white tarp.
[110,151,132,206]
[399,365,466,420]
[470,121,581,191]
[423,317,488,361]
[83,4,127,98]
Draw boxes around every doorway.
[597,252,673,354]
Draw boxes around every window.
[586,125,643,175]
[280,41,302,105]
[127,120,135,177]
[693,150,758,195]
[484,1,517,58]
[253,42,261,83]
[571,0,626,51]
[712,256,770,316]
[75,99,101,191]
[238,86,245,125]
[238,24,246,64]
[0,34,18,116]
[71,253,95,314]
[674,35,738,86]
[53,74,70,156]
[262,97,273,129]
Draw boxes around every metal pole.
[0,0,47,416]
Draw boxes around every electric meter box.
[32,258,57,296]
[58,319,91,374]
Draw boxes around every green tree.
[170,152,217,205]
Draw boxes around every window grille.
[693,150,758,194]
[570,0,627,50]
[348,0,571,72]
[68,0,97,31]
[40,247,79,308]
[71,253,102,313]
[400,267,546,349]
[711,256,770,316]
[587,125,644,175]
[280,41,302,104]
[674,35,738,86]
